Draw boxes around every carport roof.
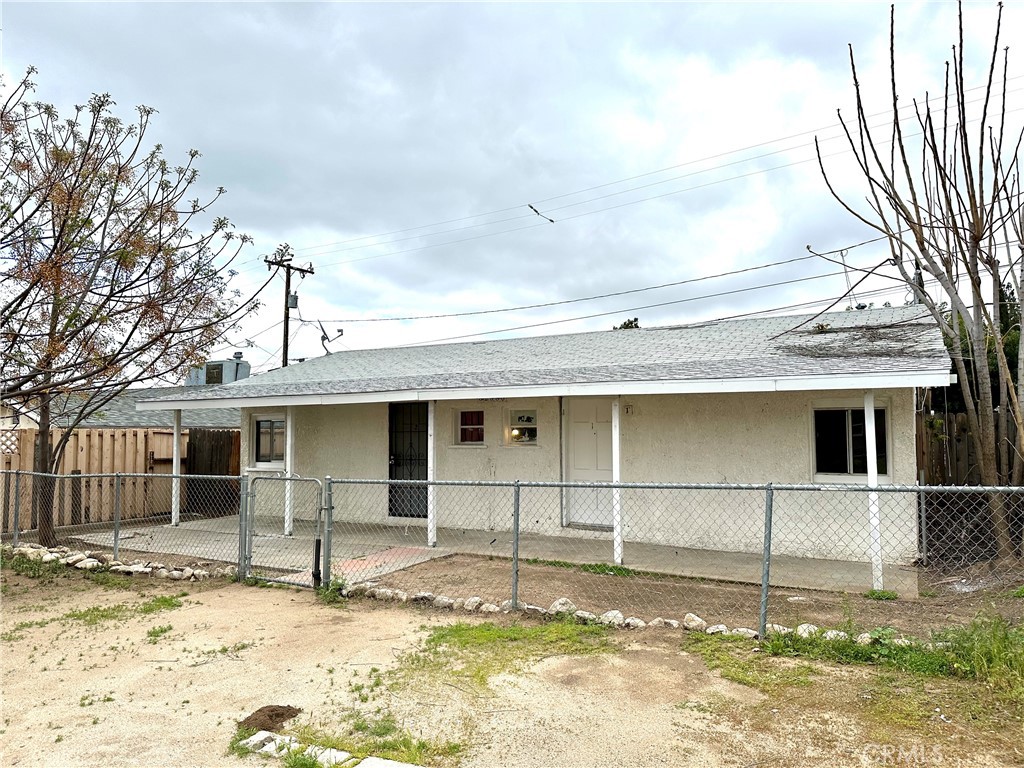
[137,306,952,412]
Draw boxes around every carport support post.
[171,409,181,526]
[759,483,774,639]
[113,473,122,562]
[323,478,333,589]
[426,400,437,547]
[284,406,295,536]
[611,397,623,565]
[865,391,884,591]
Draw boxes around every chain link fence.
[3,470,1021,635]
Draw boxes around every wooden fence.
[1,427,240,535]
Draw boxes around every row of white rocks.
[239,730,418,768]
[345,582,911,645]
[5,543,237,582]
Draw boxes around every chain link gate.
[244,475,326,586]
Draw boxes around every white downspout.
[864,392,884,590]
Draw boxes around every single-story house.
[138,306,952,569]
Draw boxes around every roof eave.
[136,369,953,411]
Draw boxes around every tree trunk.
[34,391,57,547]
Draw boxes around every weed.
[146,625,172,643]
[227,727,258,758]
[1013,585,1024,599]
[63,605,132,626]
[282,751,320,768]
[315,578,348,605]
[291,714,462,765]
[865,589,899,601]
[5,553,67,581]
[85,571,134,590]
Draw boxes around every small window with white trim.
[456,410,485,445]
[509,409,538,444]
[252,415,285,467]
[814,408,888,477]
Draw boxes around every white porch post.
[427,400,437,547]
[611,397,623,565]
[864,391,884,590]
[284,405,295,535]
[171,409,181,526]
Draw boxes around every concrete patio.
[66,513,919,596]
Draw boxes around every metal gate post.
[512,480,521,610]
[237,476,248,579]
[113,474,122,562]
[323,477,333,589]
[12,471,21,547]
[758,483,774,639]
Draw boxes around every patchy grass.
[1012,585,1024,599]
[227,727,258,758]
[399,619,613,689]
[762,616,1024,705]
[63,604,134,626]
[315,578,348,605]
[146,624,172,643]
[864,589,899,601]
[291,713,462,766]
[4,553,67,581]
[683,632,816,693]
[281,750,320,768]
[137,594,185,614]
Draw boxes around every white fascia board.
[136,368,951,411]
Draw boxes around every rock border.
[3,542,235,582]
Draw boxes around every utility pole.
[264,245,314,368]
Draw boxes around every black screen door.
[388,402,428,518]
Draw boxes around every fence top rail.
[0,470,244,482]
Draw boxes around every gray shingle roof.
[66,386,240,428]
[139,306,950,408]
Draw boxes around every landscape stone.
[181,567,193,579]
[662,619,680,629]
[410,591,434,603]
[304,745,353,766]
[855,632,874,646]
[796,623,820,638]
[705,624,728,635]
[624,617,647,629]
[358,757,428,768]
[64,553,87,566]
[573,610,597,624]
[41,553,60,563]
[499,599,515,612]
[648,617,667,628]
[452,598,465,610]
[598,610,625,627]
[259,735,297,755]
[463,596,482,611]
[548,597,578,615]
[433,596,456,609]
[479,603,500,613]
[74,558,101,570]
[766,623,792,635]
[155,569,170,579]
[238,730,275,750]
[823,630,849,641]
[683,613,707,632]
[730,628,758,639]
[392,590,409,603]
[523,604,547,617]
[168,570,184,580]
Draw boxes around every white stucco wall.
[241,388,921,563]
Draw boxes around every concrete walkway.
[69,514,918,595]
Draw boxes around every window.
[814,408,887,476]
[457,410,485,444]
[253,416,285,465]
[205,363,223,385]
[509,409,537,444]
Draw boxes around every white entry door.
[566,397,614,527]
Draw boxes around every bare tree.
[1,69,273,545]
[818,3,1024,561]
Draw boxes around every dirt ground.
[1,566,1020,768]
[378,553,1024,637]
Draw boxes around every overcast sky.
[3,1,1022,376]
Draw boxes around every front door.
[566,397,614,527]
[388,402,428,518]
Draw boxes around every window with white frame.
[456,410,485,444]
[509,409,538,444]
[813,407,888,477]
[253,415,285,466]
